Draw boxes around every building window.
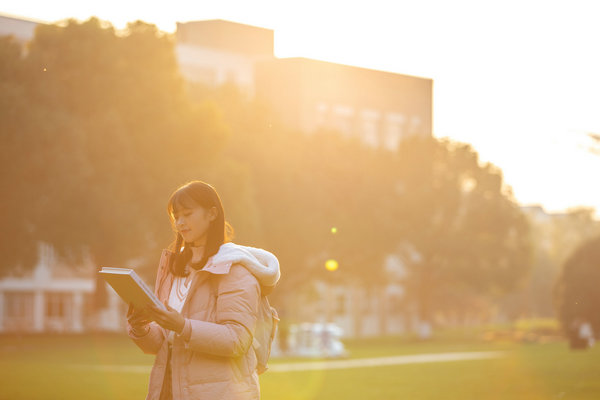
[45,292,72,332]
[46,292,70,318]
[181,65,218,85]
[331,105,355,137]
[314,102,330,127]
[408,116,422,136]
[384,113,406,151]
[4,292,34,331]
[5,292,33,319]
[360,109,381,148]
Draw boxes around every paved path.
[267,351,505,372]
[73,351,506,374]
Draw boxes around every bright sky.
[4,0,600,216]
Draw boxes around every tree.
[0,35,40,268]
[391,136,532,326]
[497,207,600,321]
[554,235,600,346]
[0,18,230,274]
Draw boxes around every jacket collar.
[200,260,233,275]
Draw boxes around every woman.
[127,180,280,400]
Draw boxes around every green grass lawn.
[0,332,598,400]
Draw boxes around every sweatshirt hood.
[205,242,280,291]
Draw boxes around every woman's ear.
[208,206,218,222]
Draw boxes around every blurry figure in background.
[417,321,433,340]
[126,181,280,400]
[320,324,332,354]
[578,321,595,348]
[569,317,595,350]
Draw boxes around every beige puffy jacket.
[128,243,280,400]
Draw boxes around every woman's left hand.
[147,302,186,333]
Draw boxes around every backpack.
[253,295,279,374]
[209,273,279,375]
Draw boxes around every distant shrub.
[482,318,562,343]
[513,318,560,335]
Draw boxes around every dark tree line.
[555,235,600,346]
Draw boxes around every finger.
[130,315,150,324]
[148,304,160,312]
[131,308,148,318]
[130,308,150,319]
[153,318,171,329]
[152,312,173,325]
[148,310,169,324]
[144,311,159,322]
[129,306,147,320]
[149,306,169,318]
[127,303,135,317]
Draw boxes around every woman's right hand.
[127,303,151,336]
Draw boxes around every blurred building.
[0,15,433,150]
[0,243,124,333]
[176,20,275,94]
[0,14,37,43]
[175,19,433,151]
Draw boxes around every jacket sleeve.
[127,321,166,355]
[184,264,260,358]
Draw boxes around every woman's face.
[173,205,217,245]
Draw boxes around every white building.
[0,14,37,43]
[0,243,124,333]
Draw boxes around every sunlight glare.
[325,259,339,272]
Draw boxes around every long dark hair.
[167,181,234,276]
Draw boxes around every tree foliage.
[391,136,532,321]
[497,207,599,320]
[0,18,229,271]
[554,235,600,340]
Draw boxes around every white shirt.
[166,267,198,343]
